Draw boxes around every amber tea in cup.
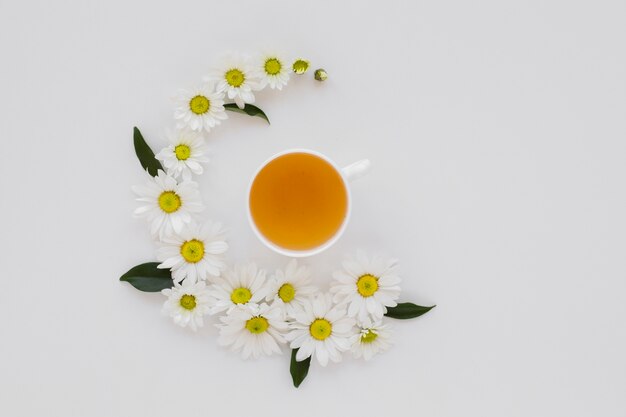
[249,151,348,251]
[248,149,370,257]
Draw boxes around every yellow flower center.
[264,58,282,75]
[356,274,379,297]
[158,191,181,213]
[245,316,269,334]
[309,318,332,341]
[174,144,191,161]
[189,95,210,115]
[180,239,205,263]
[225,68,245,87]
[292,59,310,74]
[278,283,296,303]
[361,329,378,344]
[230,287,252,304]
[179,294,197,310]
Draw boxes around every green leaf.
[290,348,311,388]
[120,262,173,292]
[385,303,436,319]
[133,127,164,176]
[224,103,270,124]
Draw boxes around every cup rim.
[246,148,352,257]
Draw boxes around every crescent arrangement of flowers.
[120,51,435,387]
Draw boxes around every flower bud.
[314,68,328,81]
[292,59,310,74]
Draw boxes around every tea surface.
[249,152,348,251]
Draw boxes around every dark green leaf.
[120,262,173,292]
[133,127,164,176]
[290,348,311,388]
[224,103,270,124]
[385,303,436,319]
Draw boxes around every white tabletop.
[1,1,625,416]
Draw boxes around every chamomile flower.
[161,279,212,331]
[351,318,392,360]
[157,221,228,283]
[255,52,290,90]
[330,252,401,323]
[155,130,210,181]
[206,53,259,109]
[173,82,227,133]
[132,170,204,240]
[266,259,318,318]
[217,303,288,359]
[285,294,356,367]
[208,263,271,315]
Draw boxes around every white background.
[1,0,625,415]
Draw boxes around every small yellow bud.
[314,68,328,81]
[292,59,310,74]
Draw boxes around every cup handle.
[341,159,371,182]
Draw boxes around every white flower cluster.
[131,52,399,366]
[162,255,400,365]
[133,52,293,241]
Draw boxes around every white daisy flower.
[351,317,392,361]
[205,53,259,109]
[265,259,318,318]
[173,82,227,133]
[161,279,212,331]
[208,263,271,315]
[132,170,204,240]
[155,130,210,181]
[157,221,228,283]
[330,252,402,323]
[217,303,288,359]
[285,294,356,367]
[254,52,290,90]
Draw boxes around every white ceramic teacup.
[247,149,370,257]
